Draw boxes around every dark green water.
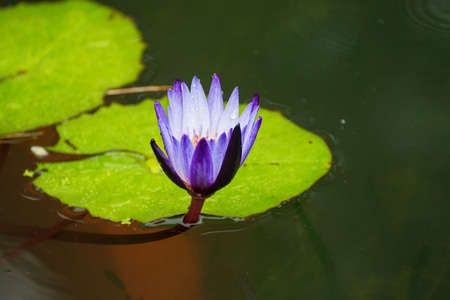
[1,0,450,299]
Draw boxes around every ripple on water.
[20,181,44,201]
[312,25,360,57]
[57,205,93,223]
[294,21,360,58]
[400,0,450,46]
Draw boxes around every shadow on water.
[0,127,206,299]
[0,127,201,269]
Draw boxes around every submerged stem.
[1,210,88,266]
[183,196,206,224]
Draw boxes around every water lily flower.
[150,74,262,224]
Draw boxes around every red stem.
[182,196,206,225]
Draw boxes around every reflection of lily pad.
[0,0,145,135]
[33,99,332,223]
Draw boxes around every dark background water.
[1,0,450,299]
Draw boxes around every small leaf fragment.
[23,169,34,178]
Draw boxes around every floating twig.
[0,131,43,143]
[106,85,172,96]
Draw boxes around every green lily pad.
[47,99,162,156]
[0,0,145,135]
[32,99,332,223]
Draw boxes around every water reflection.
[1,240,75,300]
[401,0,450,45]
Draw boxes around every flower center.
[191,128,218,146]
[191,134,205,146]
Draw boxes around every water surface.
[1,0,450,298]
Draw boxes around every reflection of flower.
[150,74,262,224]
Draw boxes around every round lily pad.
[31,99,332,223]
[0,0,145,135]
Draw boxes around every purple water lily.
[150,74,262,224]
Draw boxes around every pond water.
[1,0,450,299]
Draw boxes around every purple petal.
[205,125,242,196]
[241,116,262,164]
[240,95,260,156]
[167,80,183,138]
[208,74,224,137]
[181,77,210,138]
[154,101,169,126]
[190,76,210,136]
[180,81,195,137]
[209,131,228,179]
[217,87,240,134]
[189,138,214,195]
[168,137,184,182]
[239,94,260,132]
[150,139,187,190]
[155,102,174,158]
[180,134,195,184]
[168,106,182,139]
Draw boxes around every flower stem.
[183,196,206,225]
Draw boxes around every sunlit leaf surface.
[32,99,332,223]
[0,0,145,135]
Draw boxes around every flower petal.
[217,87,240,134]
[208,73,224,137]
[190,76,210,136]
[150,139,187,190]
[179,134,195,184]
[205,125,242,196]
[181,77,210,138]
[189,138,214,195]
[241,116,262,164]
[180,81,195,137]
[239,94,260,131]
[155,101,174,157]
[168,137,185,182]
[167,80,183,138]
[209,131,228,179]
[154,101,169,126]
